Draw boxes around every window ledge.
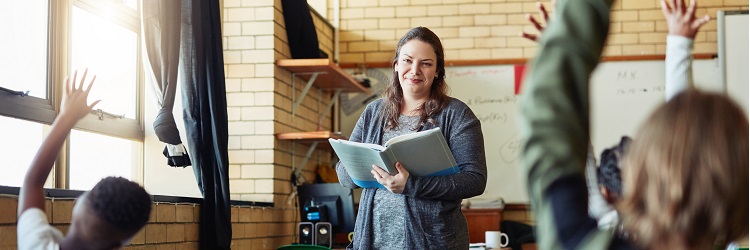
[0,185,272,207]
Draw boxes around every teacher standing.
[336,26,487,250]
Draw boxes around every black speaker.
[314,222,332,248]
[298,222,314,244]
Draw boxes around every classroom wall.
[334,0,748,63]
[0,196,297,249]
[221,0,335,206]
[220,1,337,247]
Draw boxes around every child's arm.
[519,0,614,248]
[18,69,100,216]
[663,0,710,100]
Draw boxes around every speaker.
[314,222,332,248]
[298,222,314,244]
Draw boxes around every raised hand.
[520,2,551,42]
[371,162,410,194]
[19,69,101,216]
[60,69,101,122]
[661,0,710,39]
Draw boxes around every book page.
[329,139,395,180]
[384,127,440,147]
[333,139,386,151]
[383,127,458,177]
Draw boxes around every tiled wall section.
[223,0,335,206]
[335,0,748,63]
[0,196,296,250]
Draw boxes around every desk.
[462,208,503,243]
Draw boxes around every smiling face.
[394,39,438,101]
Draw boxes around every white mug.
[485,231,509,248]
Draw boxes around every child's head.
[619,90,748,248]
[70,177,152,248]
[597,136,631,204]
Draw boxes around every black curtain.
[142,0,191,168]
[180,0,231,249]
[281,0,322,59]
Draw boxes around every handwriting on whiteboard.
[616,71,637,81]
[447,68,510,79]
[616,85,664,95]
[477,112,508,124]
[465,95,517,106]
[499,133,526,164]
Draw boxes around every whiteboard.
[718,11,749,117]
[340,58,722,203]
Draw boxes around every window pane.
[71,6,137,119]
[0,116,48,187]
[0,0,48,99]
[69,129,135,190]
[121,0,137,10]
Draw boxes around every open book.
[329,127,458,188]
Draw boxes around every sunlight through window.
[69,129,134,190]
[0,0,48,99]
[71,6,137,119]
[0,116,46,187]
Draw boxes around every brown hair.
[618,90,748,249]
[381,27,449,129]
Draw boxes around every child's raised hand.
[661,0,710,39]
[520,2,552,42]
[60,69,100,122]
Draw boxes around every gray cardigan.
[336,97,487,250]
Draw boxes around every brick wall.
[0,196,296,250]
[223,0,278,204]
[223,0,335,206]
[336,0,748,63]
[221,0,336,247]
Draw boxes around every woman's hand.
[372,162,410,194]
[661,0,709,39]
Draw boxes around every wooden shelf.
[276,131,347,152]
[276,59,363,179]
[276,131,346,143]
[276,58,371,94]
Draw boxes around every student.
[595,136,631,231]
[520,0,747,249]
[520,1,620,223]
[335,27,487,249]
[17,70,152,250]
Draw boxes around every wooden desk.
[462,208,503,243]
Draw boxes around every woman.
[336,27,487,249]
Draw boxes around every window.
[0,1,48,100]
[71,5,138,119]
[0,0,144,189]
[69,129,139,190]
[0,116,51,188]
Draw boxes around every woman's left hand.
[372,162,410,194]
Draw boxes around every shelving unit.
[275,58,370,180]
[275,131,345,150]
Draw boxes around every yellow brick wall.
[337,0,748,64]
[223,0,279,204]
[223,0,336,207]
[0,196,296,250]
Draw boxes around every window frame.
[0,0,145,189]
